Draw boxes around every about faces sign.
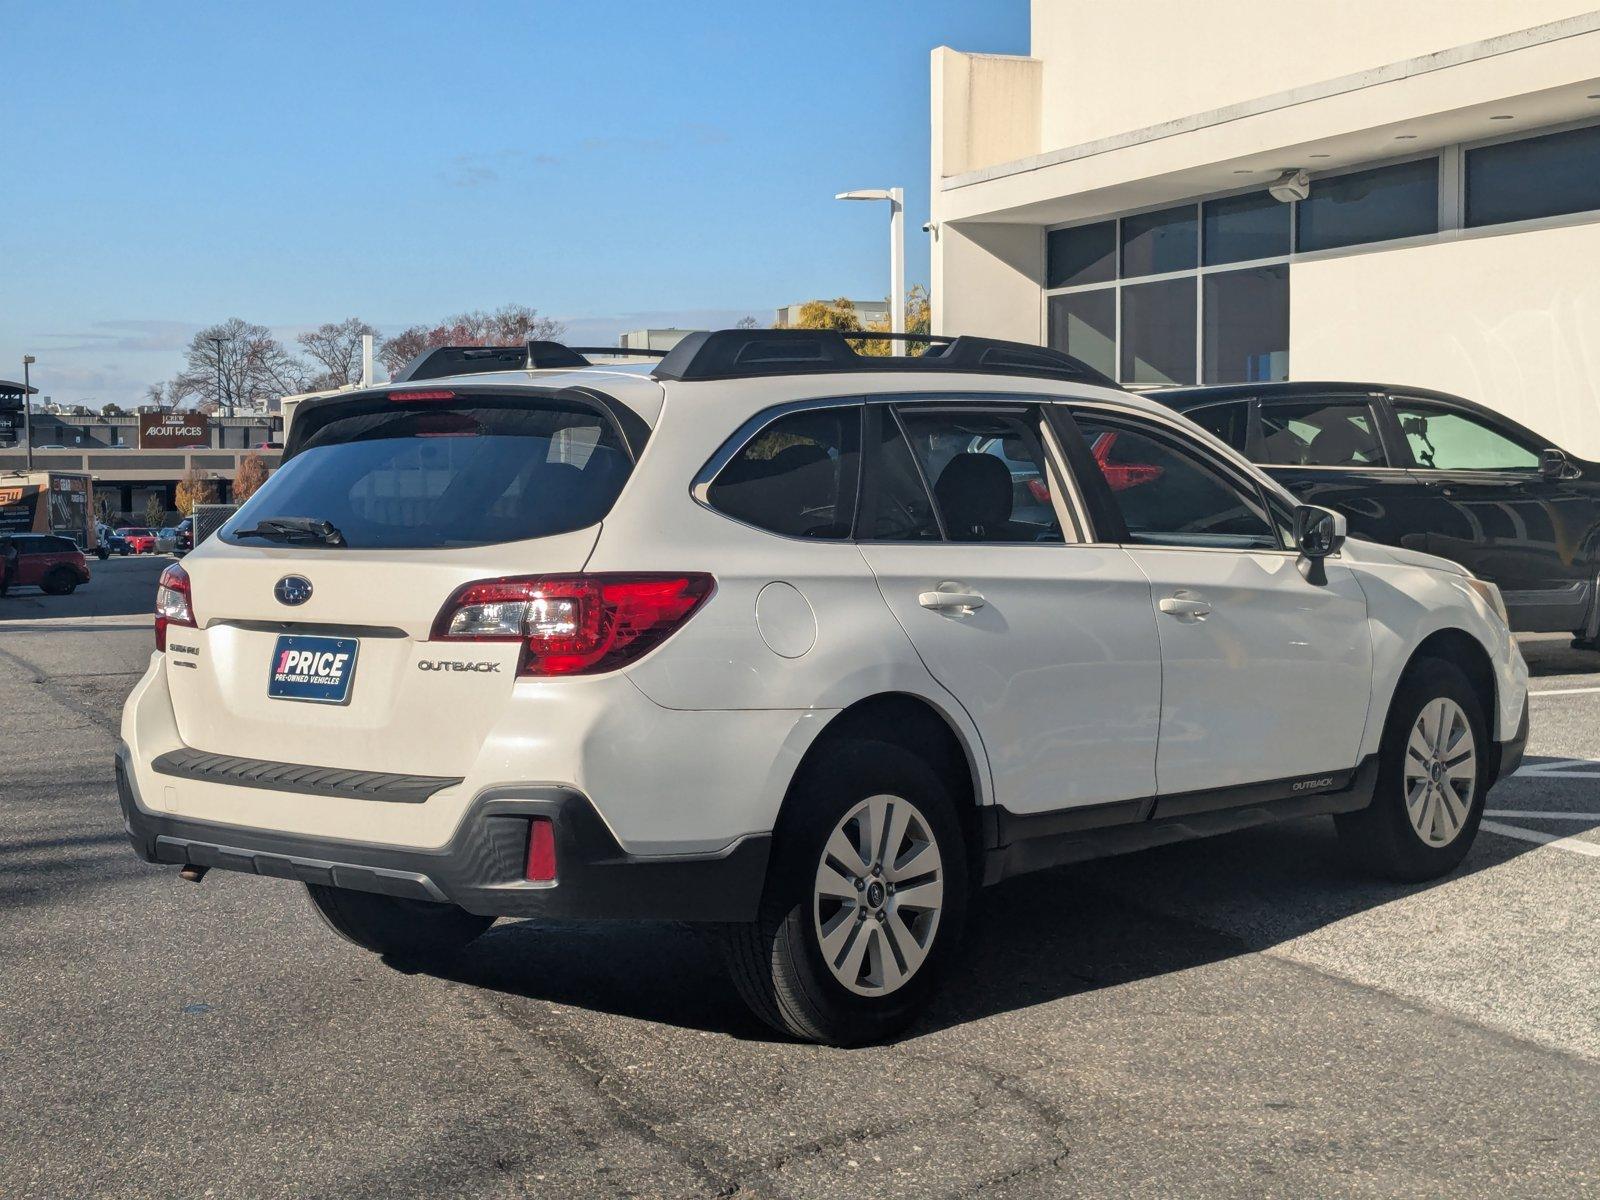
[138,411,211,449]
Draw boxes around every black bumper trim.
[118,750,770,922]
[1494,695,1531,783]
[152,747,461,804]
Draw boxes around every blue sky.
[1,1,1027,407]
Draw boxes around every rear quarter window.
[704,407,861,539]
[224,398,632,549]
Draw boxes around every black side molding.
[980,756,1380,886]
[151,747,462,804]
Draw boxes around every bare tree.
[378,305,565,376]
[143,381,181,410]
[297,318,378,390]
[735,315,760,329]
[173,319,310,413]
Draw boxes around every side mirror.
[1294,505,1346,559]
[1540,448,1577,481]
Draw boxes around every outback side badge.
[274,575,314,606]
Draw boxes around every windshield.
[222,400,632,549]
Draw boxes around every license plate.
[268,635,359,705]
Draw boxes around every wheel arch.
[1391,627,1502,777]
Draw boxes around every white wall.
[1291,223,1600,458]
[932,223,1042,341]
[1030,0,1599,151]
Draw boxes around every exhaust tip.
[179,865,209,883]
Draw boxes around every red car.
[118,527,161,554]
[0,534,92,595]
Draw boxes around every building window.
[1295,158,1438,252]
[1046,220,1115,288]
[1466,123,1600,228]
[1202,191,1290,265]
[1202,264,1288,384]
[1046,290,1115,379]
[1121,278,1196,385]
[1120,204,1197,278]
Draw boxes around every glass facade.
[1295,158,1438,252]
[1466,123,1600,227]
[1121,205,1197,277]
[1046,290,1115,380]
[1120,278,1196,386]
[1046,221,1115,288]
[1202,265,1288,385]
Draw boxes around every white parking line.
[1480,819,1600,858]
[1484,810,1600,821]
[1530,686,1600,698]
[1513,758,1600,778]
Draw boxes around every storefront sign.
[138,411,211,449]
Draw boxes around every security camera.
[1268,169,1310,203]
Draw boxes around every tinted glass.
[1296,159,1438,252]
[1076,413,1278,550]
[1121,205,1198,277]
[865,414,940,541]
[896,409,1062,542]
[1186,401,1250,452]
[1046,221,1116,288]
[1202,265,1289,384]
[1203,191,1290,264]
[707,407,860,538]
[1121,278,1196,385]
[1467,124,1600,227]
[1260,400,1384,467]
[1393,403,1539,471]
[224,401,631,549]
[1047,289,1116,379]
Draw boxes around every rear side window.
[896,409,1064,543]
[1260,399,1385,467]
[224,399,631,549]
[1185,400,1250,452]
[705,408,861,539]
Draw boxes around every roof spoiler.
[651,329,1120,389]
[391,342,668,383]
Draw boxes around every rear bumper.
[116,746,771,922]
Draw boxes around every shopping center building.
[930,3,1600,454]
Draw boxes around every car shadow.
[426,785,1562,1045]
[1519,633,1600,677]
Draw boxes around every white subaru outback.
[118,330,1529,1045]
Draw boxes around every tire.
[723,739,969,1046]
[96,546,109,561]
[41,569,78,596]
[1335,658,1489,882]
[305,884,494,962]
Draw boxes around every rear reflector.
[525,817,557,882]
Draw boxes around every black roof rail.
[391,341,668,383]
[651,329,1120,389]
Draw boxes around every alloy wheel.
[1403,697,1477,847]
[812,794,944,997]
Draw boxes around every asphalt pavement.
[2,556,1597,1199]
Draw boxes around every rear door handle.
[1158,593,1212,621]
[919,583,986,614]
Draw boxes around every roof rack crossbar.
[650,329,1119,388]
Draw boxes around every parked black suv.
[1158,382,1600,646]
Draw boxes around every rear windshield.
[222,400,631,549]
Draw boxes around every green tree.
[790,298,864,333]
[859,286,932,357]
[144,493,167,529]
[101,402,126,417]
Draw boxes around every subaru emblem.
[274,575,314,606]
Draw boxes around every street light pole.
[22,355,35,471]
[835,187,907,354]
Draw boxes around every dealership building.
[930,3,1600,455]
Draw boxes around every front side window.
[1075,412,1279,550]
[1393,402,1539,471]
[895,409,1064,543]
[1259,400,1385,467]
[706,406,861,539]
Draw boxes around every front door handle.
[919,583,986,614]
[1158,592,1212,621]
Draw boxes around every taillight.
[431,573,715,676]
[388,389,457,402]
[1025,477,1051,504]
[1091,431,1165,493]
[154,562,195,651]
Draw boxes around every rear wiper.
[234,517,347,546]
